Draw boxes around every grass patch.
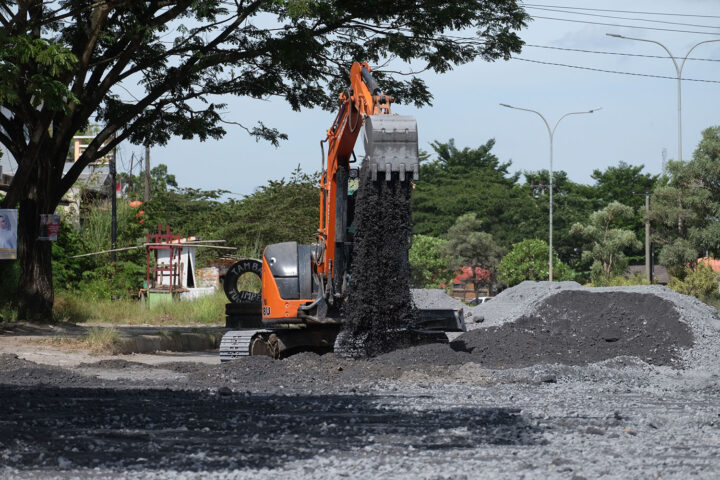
[36,336,86,349]
[54,291,227,325]
[85,327,121,353]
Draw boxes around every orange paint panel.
[261,254,312,321]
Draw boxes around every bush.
[589,272,650,287]
[498,239,574,287]
[77,261,145,300]
[409,235,451,288]
[668,263,719,299]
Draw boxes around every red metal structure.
[145,224,184,292]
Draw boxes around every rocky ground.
[1,282,719,479]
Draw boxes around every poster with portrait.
[0,209,18,260]
[39,214,61,241]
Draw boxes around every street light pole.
[607,34,720,163]
[500,104,601,281]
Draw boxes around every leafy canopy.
[442,212,504,293]
[651,126,720,272]
[498,238,573,287]
[412,138,532,247]
[409,234,451,288]
[570,201,641,284]
[0,0,528,208]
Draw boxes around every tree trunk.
[16,159,55,323]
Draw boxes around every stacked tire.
[223,259,263,328]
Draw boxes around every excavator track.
[219,329,269,362]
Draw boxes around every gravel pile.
[411,288,467,312]
[2,281,720,479]
[405,282,720,371]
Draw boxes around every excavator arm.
[260,61,419,324]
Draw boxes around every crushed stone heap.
[381,282,720,370]
[456,289,693,368]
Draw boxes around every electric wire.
[531,15,720,36]
[526,44,720,62]
[514,57,720,84]
[523,4,720,19]
[527,6,720,29]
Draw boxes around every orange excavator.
[220,62,464,360]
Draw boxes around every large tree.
[650,127,720,273]
[412,138,532,246]
[442,212,504,296]
[522,169,595,268]
[570,201,641,284]
[0,1,528,320]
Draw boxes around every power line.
[532,15,720,36]
[514,57,720,84]
[526,44,720,62]
[523,4,720,19]
[528,6,720,29]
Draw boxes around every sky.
[114,1,720,197]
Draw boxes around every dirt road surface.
[1,283,719,479]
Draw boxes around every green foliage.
[53,200,146,299]
[570,201,642,284]
[0,261,20,312]
[84,327,121,353]
[409,235,451,288]
[54,291,226,325]
[650,127,720,269]
[215,166,320,251]
[1,1,529,321]
[668,263,719,300]
[412,139,534,248]
[77,261,146,301]
[0,33,79,110]
[523,169,596,268]
[591,161,658,212]
[589,272,650,287]
[498,238,574,287]
[442,213,504,293]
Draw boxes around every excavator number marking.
[262,306,271,316]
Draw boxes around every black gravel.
[455,290,694,368]
[1,282,719,478]
[339,167,417,357]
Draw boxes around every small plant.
[590,272,650,287]
[84,327,121,353]
[668,263,720,299]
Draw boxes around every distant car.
[469,296,493,306]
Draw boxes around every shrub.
[668,263,719,299]
[498,238,574,287]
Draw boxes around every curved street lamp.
[500,104,601,281]
[607,34,720,163]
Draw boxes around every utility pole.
[110,148,117,262]
[633,188,652,283]
[144,145,151,202]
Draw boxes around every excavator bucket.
[363,115,419,182]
